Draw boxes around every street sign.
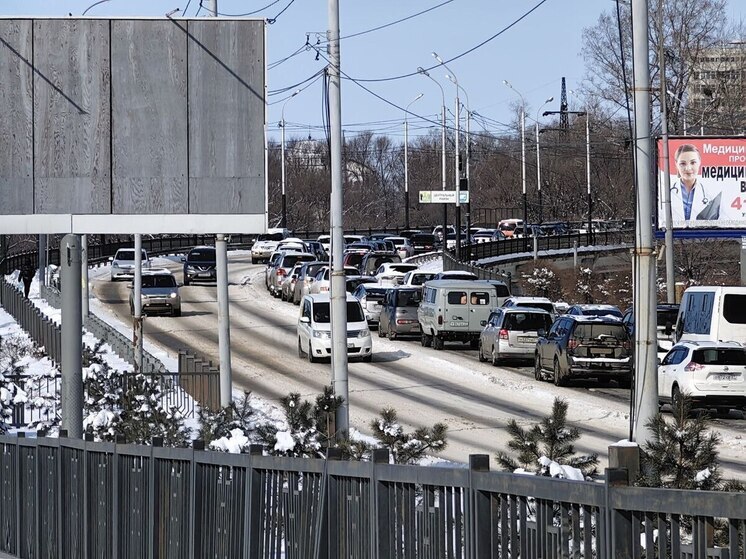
[419,191,469,204]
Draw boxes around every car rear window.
[573,324,628,341]
[692,348,746,365]
[364,289,387,301]
[657,308,679,327]
[504,313,552,331]
[517,302,554,314]
[116,250,147,261]
[723,294,746,324]
[410,273,434,285]
[411,234,435,244]
[396,290,421,307]
[257,233,284,241]
[312,302,365,323]
[493,284,510,297]
[142,275,176,288]
[583,308,623,318]
[345,253,364,266]
[188,249,215,262]
[282,254,314,267]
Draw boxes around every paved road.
[90,253,746,477]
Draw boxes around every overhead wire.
[267,0,297,24]
[213,0,283,17]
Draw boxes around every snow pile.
[538,455,585,481]
[210,428,250,453]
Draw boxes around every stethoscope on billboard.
[670,181,710,206]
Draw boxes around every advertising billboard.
[657,137,746,230]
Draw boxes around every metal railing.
[178,350,220,411]
[0,435,743,559]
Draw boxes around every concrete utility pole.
[133,234,143,374]
[659,2,676,303]
[60,234,83,438]
[216,234,233,407]
[328,0,349,437]
[281,89,301,229]
[503,80,527,247]
[81,234,89,317]
[631,0,659,445]
[205,0,217,16]
[38,235,47,288]
[404,93,423,230]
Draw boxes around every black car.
[182,246,217,285]
[534,315,632,387]
[410,233,437,254]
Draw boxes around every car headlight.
[170,293,177,299]
[313,330,331,339]
[357,329,370,338]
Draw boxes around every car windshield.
[409,273,434,285]
[142,275,176,288]
[573,324,628,341]
[692,348,746,365]
[396,290,421,307]
[282,254,314,267]
[388,265,417,273]
[116,250,146,261]
[504,313,552,331]
[188,249,215,262]
[313,302,365,323]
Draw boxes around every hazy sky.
[4,0,744,143]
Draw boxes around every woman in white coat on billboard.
[669,144,721,223]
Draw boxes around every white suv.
[297,293,372,362]
[658,341,746,414]
[109,248,151,281]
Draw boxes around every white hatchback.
[297,293,372,362]
[658,341,746,414]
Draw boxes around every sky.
[3,0,744,144]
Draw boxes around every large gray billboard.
[0,17,266,234]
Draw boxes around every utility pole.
[61,234,83,438]
[404,93,423,230]
[133,234,143,374]
[659,2,676,303]
[281,90,300,229]
[205,0,217,16]
[631,0,658,446]
[216,234,233,407]
[328,0,349,438]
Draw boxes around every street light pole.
[433,52,462,258]
[535,97,553,224]
[584,114,592,244]
[418,68,448,252]
[503,80,527,249]
[446,72,472,257]
[280,89,300,230]
[404,93,424,230]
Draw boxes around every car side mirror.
[108,256,114,262]
[300,316,310,324]
[180,257,186,262]
[480,320,487,327]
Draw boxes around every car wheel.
[421,332,432,347]
[478,340,487,362]
[378,325,386,338]
[491,346,500,367]
[534,355,543,381]
[308,342,318,363]
[433,335,444,350]
[387,330,397,341]
[671,385,683,414]
[553,358,567,387]
[298,338,304,359]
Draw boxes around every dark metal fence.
[178,350,220,411]
[0,436,743,559]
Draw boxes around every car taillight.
[438,315,443,325]
[277,269,287,277]
[396,319,416,325]
[685,362,704,372]
[499,329,509,340]
[568,338,578,350]
[622,340,631,350]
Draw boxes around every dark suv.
[182,246,217,285]
[534,315,632,387]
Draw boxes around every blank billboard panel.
[0,17,266,234]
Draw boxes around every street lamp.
[503,80,527,248]
[418,67,448,252]
[280,89,301,229]
[433,52,462,258]
[534,97,554,224]
[447,75,473,256]
[404,93,424,230]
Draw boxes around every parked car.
[566,304,623,319]
[658,341,746,414]
[353,284,389,327]
[378,287,422,340]
[673,286,746,344]
[498,219,523,238]
[472,230,504,243]
[302,240,327,261]
[317,234,331,253]
[622,303,679,356]
[534,315,632,387]
[374,262,419,287]
[251,232,286,264]
[182,246,216,285]
[310,266,360,294]
[276,238,309,253]
[129,269,181,317]
[479,307,553,365]
[502,296,556,318]
[432,225,457,242]
[410,233,437,254]
[346,275,379,293]
[360,252,401,277]
[268,252,316,297]
[292,261,327,304]
[297,293,372,362]
[400,270,436,287]
[343,234,367,246]
[384,236,415,259]
[109,248,151,281]
[344,242,375,255]
[342,252,366,273]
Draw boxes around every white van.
[674,286,746,344]
[297,293,372,362]
[418,280,498,350]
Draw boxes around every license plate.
[593,347,613,356]
[713,374,736,382]
[449,321,468,327]
[518,336,535,344]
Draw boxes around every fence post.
[324,448,342,559]
[372,449,390,559]
[606,467,633,559]
[246,445,264,559]
[469,454,491,559]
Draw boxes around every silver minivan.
[378,287,421,339]
[479,307,553,365]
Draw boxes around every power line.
[214,0,283,17]
[267,0,297,24]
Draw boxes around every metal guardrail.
[0,436,743,559]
